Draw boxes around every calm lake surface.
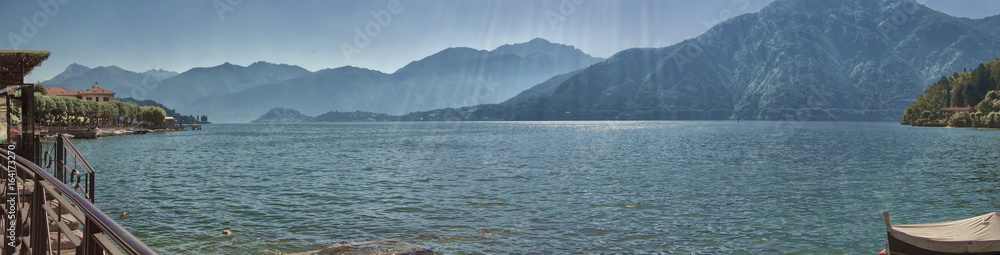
[70,121,1000,254]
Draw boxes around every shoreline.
[36,125,188,138]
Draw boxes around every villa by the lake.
[47,83,116,103]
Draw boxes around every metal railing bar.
[73,183,86,194]
[94,233,125,255]
[59,136,95,175]
[54,221,81,247]
[39,181,84,222]
[43,203,82,247]
[2,147,157,255]
[40,203,59,224]
[40,204,82,247]
[16,161,35,178]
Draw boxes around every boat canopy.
[885,212,1000,254]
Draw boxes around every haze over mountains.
[43,64,179,95]
[187,38,602,122]
[44,0,1000,123]
[403,0,1000,121]
[43,39,602,123]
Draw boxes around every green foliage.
[902,77,952,125]
[977,90,1000,127]
[33,94,163,127]
[985,112,1000,127]
[34,82,47,95]
[139,106,167,125]
[948,112,972,127]
[904,58,1000,127]
[117,97,202,124]
[977,90,1000,113]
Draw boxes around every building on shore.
[48,82,116,102]
[938,106,976,118]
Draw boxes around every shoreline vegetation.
[31,83,168,128]
[0,83,184,140]
[901,58,1000,128]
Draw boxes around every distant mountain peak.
[250,61,276,67]
[142,69,179,81]
[527,38,551,44]
[65,63,91,70]
[95,65,126,72]
[43,63,94,86]
[490,38,599,63]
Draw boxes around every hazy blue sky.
[2,0,998,82]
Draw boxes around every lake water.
[69,121,1000,254]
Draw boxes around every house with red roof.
[48,82,116,103]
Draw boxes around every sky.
[1,0,999,83]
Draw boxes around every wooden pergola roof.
[0,50,51,85]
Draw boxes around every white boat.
[42,134,74,140]
[881,212,1000,254]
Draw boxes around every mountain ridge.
[42,64,179,96]
[396,0,1000,121]
[180,38,603,122]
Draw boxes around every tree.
[953,81,969,107]
[977,90,1000,114]
[948,112,972,127]
[139,106,166,126]
[200,115,208,122]
[34,82,47,95]
[920,110,933,120]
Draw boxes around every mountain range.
[46,0,1000,123]
[184,38,603,122]
[43,64,179,95]
[43,38,602,123]
[401,0,1000,121]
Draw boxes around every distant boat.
[81,127,103,139]
[42,134,74,140]
[97,130,114,137]
[129,128,151,134]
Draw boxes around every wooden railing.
[1,135,156,255]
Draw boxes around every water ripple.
[70,122,1000,254]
